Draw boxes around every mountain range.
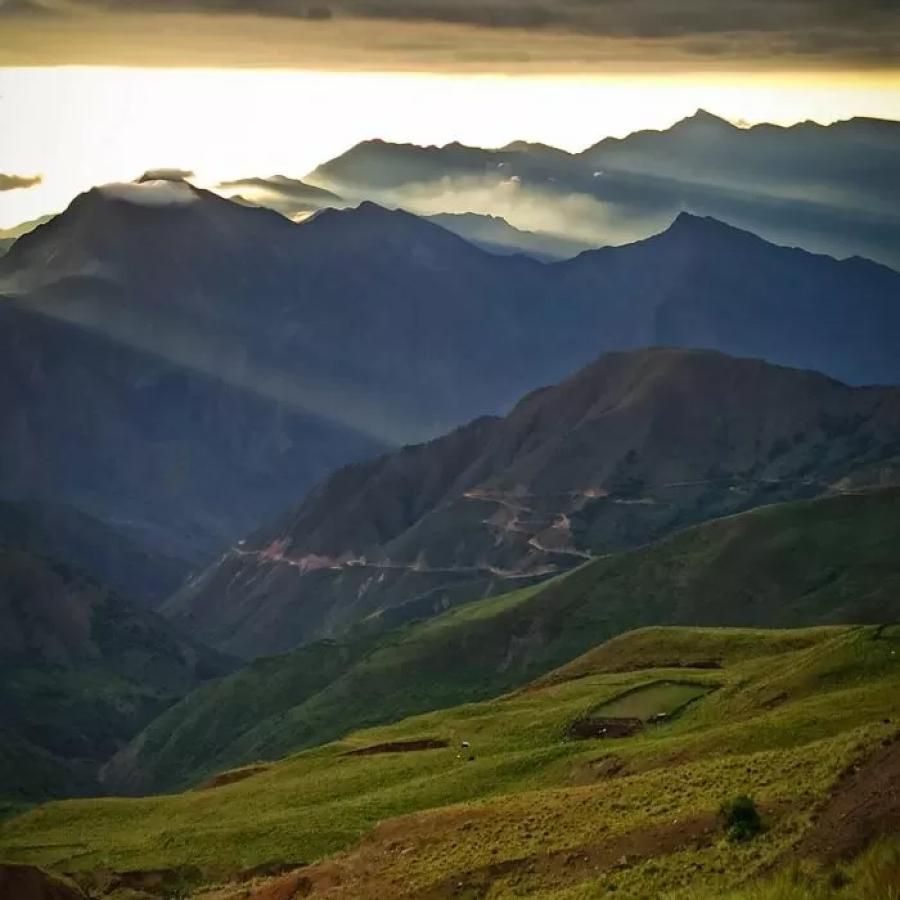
[2,184,899,565]
[165,348,900,659]
[2,111,900,899]
[308,110,900,270]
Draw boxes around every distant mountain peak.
[669,210,725,227]
[64,180,210,219]
[95,179,200,207]
[303,201,470,249]
[500,139,564,154]
[663,210,749,238]
[354,199,399,217]
[675,109,736,130]
[310,200,415,227]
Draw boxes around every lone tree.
[719,794,763,842]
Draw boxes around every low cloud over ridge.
[138,167,195,182]
[0,173,43,191]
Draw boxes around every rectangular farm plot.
[588,680,714,722]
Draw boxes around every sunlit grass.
[1,624,897,900]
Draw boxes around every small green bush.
[720,794,763,843]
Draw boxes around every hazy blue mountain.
[0,299,384,563]
[308,112,900,270]
[0,500,188,604]
[424,211,593,260]
[2,186,898,569]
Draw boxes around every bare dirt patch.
[414,813,718,899]
[242,808,717,900]
[240,870,319,900]
[68,865,205,898]
[341,739,449,757]
[0,864,86,900]
[795,735,900,864]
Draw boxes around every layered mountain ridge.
[309,111,900,270]
[2,184,898,561]
[165,348,900,659]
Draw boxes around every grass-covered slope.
[1,625,898,899]
[104,487,900,794]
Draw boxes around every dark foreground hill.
[104,486,900,795]
[166,349,900,658]
[2,185,899,563]
[3,623,899,899]
[0,544,232,800]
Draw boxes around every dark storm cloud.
[3,0,898,68]
[342,0,899,64]
[0,0,57,13]
[0,173,43,190]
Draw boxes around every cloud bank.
[216,175,344,215]
[99,180,198,205]
[138,167,195,182]
[0,173,43,191]
[1,0,897,70]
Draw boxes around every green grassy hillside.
[105,487,900,794]
[1,625,898,899]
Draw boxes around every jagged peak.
[351,200,409,221]
[663,211,752,238]
[306,200,442,233]
[500,139,565,154]
[672,109,737,130]
[68,179,215,215]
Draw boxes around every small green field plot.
[587,680,714,721]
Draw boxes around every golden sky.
[1,3,898,228]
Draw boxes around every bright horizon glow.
[1,65,899,229]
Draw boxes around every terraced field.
[1,624,898,898]
[587,680,714,720]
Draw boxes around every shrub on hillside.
[720,794,763,843]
